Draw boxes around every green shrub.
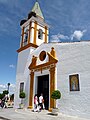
[51,90,61,100]
[19,91,26,99]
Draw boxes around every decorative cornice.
[21,16,49,29]
[47,52,58,62]
[29,55,37,68]
[29,47,58,70]
[29,60,57,70]
[17,43,38,53]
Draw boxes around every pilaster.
[49,66,56,109]
[45,26,48,43]
[28,22,31,44]
[28,71,34,108]
[33,21,37,45]
[21,27,24,47]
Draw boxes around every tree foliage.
[0,90,8,100]
[0,93,4,99]
[3,90,9,95]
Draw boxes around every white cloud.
[0,84,8,93]
[71,30,87,41]
[51,33,69,42]
[0,84,6,89]
[0,84,15,94]
[9,64,15,68]
[50,29,87,42]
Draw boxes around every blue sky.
[0,0,90,94]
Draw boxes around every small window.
[23,29,28,46]
[69,74,80,91]
[20,82,24,93]
[25,32,28,41]
[38,29,43,40]
[39,51,46,61]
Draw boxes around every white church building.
[14,1,90,118]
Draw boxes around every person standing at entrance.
[34,94,38,112]
[39,93,44,110]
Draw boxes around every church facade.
[14,2,90,118]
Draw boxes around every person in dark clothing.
[0,99,4,108]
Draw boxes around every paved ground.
[0,108,89,120]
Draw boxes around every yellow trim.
[30,27,48,34]
[30,27,49,36]
[33,21,37,45]
[21,27,24,47]
[29,60,57,70]
[28,22,31,44]
[49,47,57,108]
[28,106,33,109]
[29,48,58,70]
[49,66,56,108]
[50,47,56,58]
[34,21,48,30]
[17,43,38,53]
[28,64,56,110]
[28,48,58,109]
[45,26,48,43]
[48,108,52,112]
[29,71,34,108]
[47,52,58,62]
[29,56,37,68]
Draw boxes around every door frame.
[28,65,56,111]
[37,74,49,110]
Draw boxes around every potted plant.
[19,91,26,109]
[51,90,61,115]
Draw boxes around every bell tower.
[15,1,49,108]
[17,1,49,53]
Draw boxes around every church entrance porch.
[37,75,49,110]
[28,65,57,110]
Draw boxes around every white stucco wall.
[53,42,90,119]
[15,41,90,118]
[14,47,34,108]
[30,42,90,118]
